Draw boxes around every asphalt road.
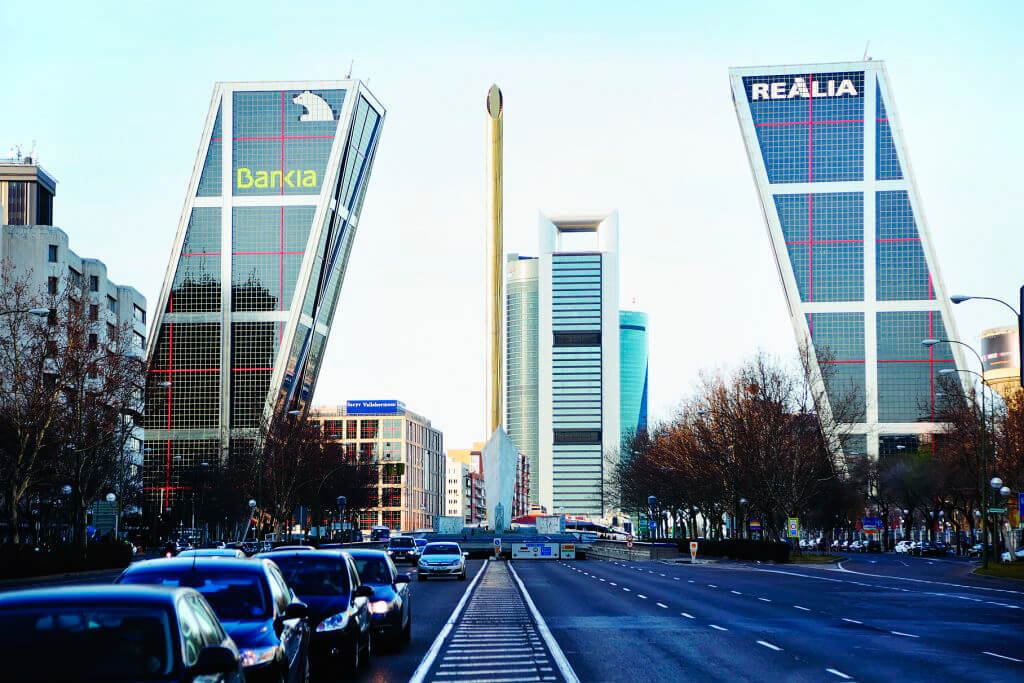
[514,555,1024,682]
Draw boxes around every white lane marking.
[623,587,631,592]
[599,578,606,582]
[891,631,919,638]
[681,612,695,619]
[842,618,862,625]
[793,605,810,611]
[656,602,668,609]
[758,597,771,602]
[688,580,695,584]
[507,561,581,683]
[832,563,1024,596]
[408,562,488,683]
[730,590,742,595]
[710,624,728,631]
[659,573,666,577]
[637,594,648,599]
[610,582,617,586]
[983,651,1023,663]
[757,640,782,651]
[708,584,717,588]
[826,668,852,679]
[673,577,680,581]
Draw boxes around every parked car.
[348,549,412,647]
[0,585,243,682]
[894,540,912,554]
[118,558,310,683]
[256,549,373,675]
[849,540,864,552]
[386,536,420,564]
[417,542,467,581]
[865,540,882,553]
[177,548,247,559]
[274,545,315,552]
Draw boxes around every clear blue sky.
[2,1,1022,449]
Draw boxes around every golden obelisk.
[486,84,503,434]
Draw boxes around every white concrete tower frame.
[728,60,967,459]
[537,211,620,515]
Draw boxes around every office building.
[312,400,443,532]
[729,61,966,459]
[620,310,649,440]
[448,441,530,524]
[981,326,1020,400]
[142,80,385,517]
[445,456,470,520]
[538,212,620,516]
[0,155,55,226]
[506,254,539,506]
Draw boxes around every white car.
[894,541,912,554]
[417,542,467,581]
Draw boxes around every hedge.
[673,538,790,563]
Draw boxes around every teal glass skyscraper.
[619,310,649,440]
[506,254,539,506]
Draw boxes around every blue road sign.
[648,521,657,530]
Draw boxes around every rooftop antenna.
[346,60,354,79]
[862,40,871,61]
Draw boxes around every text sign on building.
[743,71,864,102]
[346,400,404,415]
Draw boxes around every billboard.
[346,400,404,415]
[511,542,559,559]
[981,327,1019,372]
[433,516,464,535]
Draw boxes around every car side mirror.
[283,601,308,621]
[395,573,411,584]
[354,584,374,599]
[191,645,238,676]
[463,552,469,558]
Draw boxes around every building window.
[346,420,358,439]
[89,304,99,321]
[47,277,58,295]
[107,295,117,312]
[107,322,116,342]
[45,340,57,357]
[47,309,57,326]
[88,333,98,349]
[360,419,379,439]
[133,331,145,349]
[133,304,146,324]
[89,275,99,292]
[48,244,58,263]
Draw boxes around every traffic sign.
[988,507,1007,514]
[689,541,698,563]
[648,520,657,530]
[862,517,882,531]
[493,538,502,547]
[787,517,800,538]
[748,519,762,531]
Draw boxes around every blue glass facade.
[731,61,964,458]
[619,310,648,440]
[144,81,385,516]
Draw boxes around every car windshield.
[0,606,173,680]
[389,538,415,548]
[353,557,391,584]
[268,556,350,596]
[120,569,268,620]
[423,544,460,555]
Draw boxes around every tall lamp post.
[922,336,993,568]
[105,493,118,539]
[989,477,1011,560]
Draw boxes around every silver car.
[417,542,467,581]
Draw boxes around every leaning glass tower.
[143,80,385,517]
[729,61,966,460]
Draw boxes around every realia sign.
[745,72,864,102]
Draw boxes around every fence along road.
[410,559,579,683]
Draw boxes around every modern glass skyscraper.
[538,212,619,516]
[729,61,965,459]
[619,310,648,440]
[143,80,385,517]
[506,254,539,506]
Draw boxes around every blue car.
[118,558,310,683]
[347,549,412,647]
[257,549,374,676]
[0,584,243,682]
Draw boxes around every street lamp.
[105,493,118,539]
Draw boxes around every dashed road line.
[793,605,810,611]
[656,602,668,609]
[710,624,728,631]
[730,590,742,595]
[983,651,1023,663]
[637,594,648,599]
[826,668,852,679]
[890,631,919,638]
[756,640,782,652]
[842,618,862,625]
[758,597,771,602]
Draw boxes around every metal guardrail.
[588,539,681,561]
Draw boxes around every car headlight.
[239,645,277,668]
[316,610,351,632]
[370,600,391,615]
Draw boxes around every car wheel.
[401,614,412,644]
[360,629,372,669]
[459,570,466,581]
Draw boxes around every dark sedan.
[257,549,373,675]
[0,584,243,682]
[348,548,412,647]
[118,558,310,683]
[386,536,420,564]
